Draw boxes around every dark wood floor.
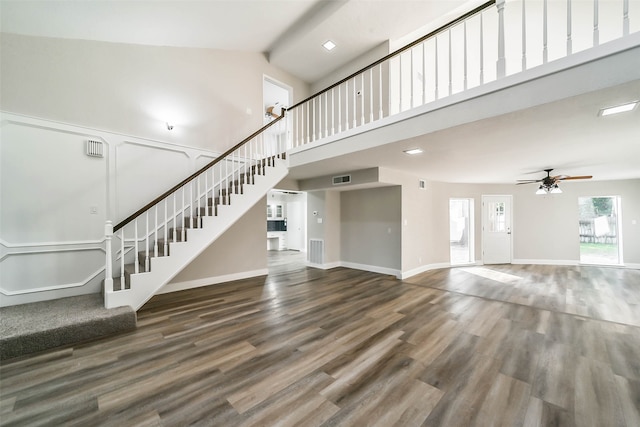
[1,254,639,426]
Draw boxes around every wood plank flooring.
[1,254,639,426]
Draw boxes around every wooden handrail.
[287,0,496,111]
[114,113,286,232]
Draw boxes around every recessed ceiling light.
[404,148,423,155]
[322,40,336,51]
[599,101,638,116]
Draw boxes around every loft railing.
[104,115,287,295]
[285,0,637,147]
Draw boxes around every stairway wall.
[160,201,269,294]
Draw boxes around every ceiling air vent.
[332,174,351,185]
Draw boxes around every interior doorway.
[449,198,474,265]
[578,196,622,265]
[266,189,307,271]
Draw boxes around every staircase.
[104,117,289,311]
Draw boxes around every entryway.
[449,198,474,265]
[578,196,623,265]
[482,195,513,264]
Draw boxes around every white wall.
[0,33,309,153]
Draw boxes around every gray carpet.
[0,294,136,361]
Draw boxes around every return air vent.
[309,239,324,265]
[86,140,104,158]
[332,174,351,185]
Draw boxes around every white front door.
[482,195,512,264]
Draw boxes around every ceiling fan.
[517,169,593,194]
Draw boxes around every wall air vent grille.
[309,239,324,264]
[86,140,104,158]
[332,175,351,185]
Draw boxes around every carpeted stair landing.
[0,294,136,361]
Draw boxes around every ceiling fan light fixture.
[536,185,547,195]
[550,184,562,194]
[599,101,638,116]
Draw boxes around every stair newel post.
[134,218,140,274]
[145,211,150,272]
[104,221,114,294]
[120,229,125,288]
[496,0,506,79]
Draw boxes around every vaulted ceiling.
[1,0,639,184]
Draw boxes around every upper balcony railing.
[285,0,638,148]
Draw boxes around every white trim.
[623,263,640,270]
[306,261,341,270]
[339,261,401,278]
[156,269,269,294]
[0,266,105,295]
[512,259,580,266]
[0,238,105,248]
[401,262,452,280]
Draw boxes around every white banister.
[134,218,140,274]
[543,0,548,63]
[352,77,357,127]
[623,0,629,36]
[104,221,114,294]
[448,29,453,96]
[567,0,573,55]
[522,0,527,71]
[497,0,506,78]
[594,0,600,46]
[119,229,125,287]
[145,211,150,272]
[480,12,485,84]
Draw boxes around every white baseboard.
[624,263,640,270]
[339,262,401,279]
[306,261,341,270]
[512,259,580,266]
[401,262,451,280]
[158,268,269,294]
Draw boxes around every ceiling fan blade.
[558,175,593,181]
[516,181,540,185]
[552,175,569,180]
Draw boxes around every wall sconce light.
[166,122,174,131]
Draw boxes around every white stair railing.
[104,115,288,303]
[286,0,637,148]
